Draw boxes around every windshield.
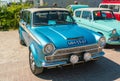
[100,5,120,12]
[33,11,75,26]
[93,10,115,20]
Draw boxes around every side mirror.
[22,22,27,26]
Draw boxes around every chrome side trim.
[19,22,41,45]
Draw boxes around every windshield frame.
[32,10,75,27]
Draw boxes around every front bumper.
[42,51,104,68]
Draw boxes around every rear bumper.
[41,51,104,68]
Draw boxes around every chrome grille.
[53,44,98,55]
[45,44,102,62]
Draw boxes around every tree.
[20,0,23,3]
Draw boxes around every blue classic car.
[19,7,105,75]
[73,8,120,45]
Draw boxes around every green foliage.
[0,3,32,31]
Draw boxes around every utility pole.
[34,0,39,7]
[0,0,1,6]
[34,0,44,7]
[40,0,44,6]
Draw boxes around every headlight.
[98,37,106,48]
[44,43,55,54]
[112,29,116,34]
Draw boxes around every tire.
[91,58,99,62]
[29,51,44,75]
[104,44,109,48]
[86,58,98,64]
[19,36,26,46]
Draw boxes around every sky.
[1,0,26,3]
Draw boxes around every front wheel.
[29,51,44,75]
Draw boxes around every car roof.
[67,4,89,11]
[75,8,111,11]
[24,7,69,13]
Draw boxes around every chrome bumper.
[42,51,104,67]
[45,44,103,62]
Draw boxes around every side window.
[27,11,31,24]
[82,11,92,20]
[22,11,27,22]
[22,11,31,25]
[109,5,119,12]
[75,11,81,17]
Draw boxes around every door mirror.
[22,22,27,26]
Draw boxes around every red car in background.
[99,0,120,21]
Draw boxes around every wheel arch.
[29,44,43,67]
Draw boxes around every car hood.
[32,24,99,49]
[94,19,120,33]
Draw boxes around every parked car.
[73,8,120,45]
[66,4,89,14]
[99,0,120,21]
[19,7,105,75]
